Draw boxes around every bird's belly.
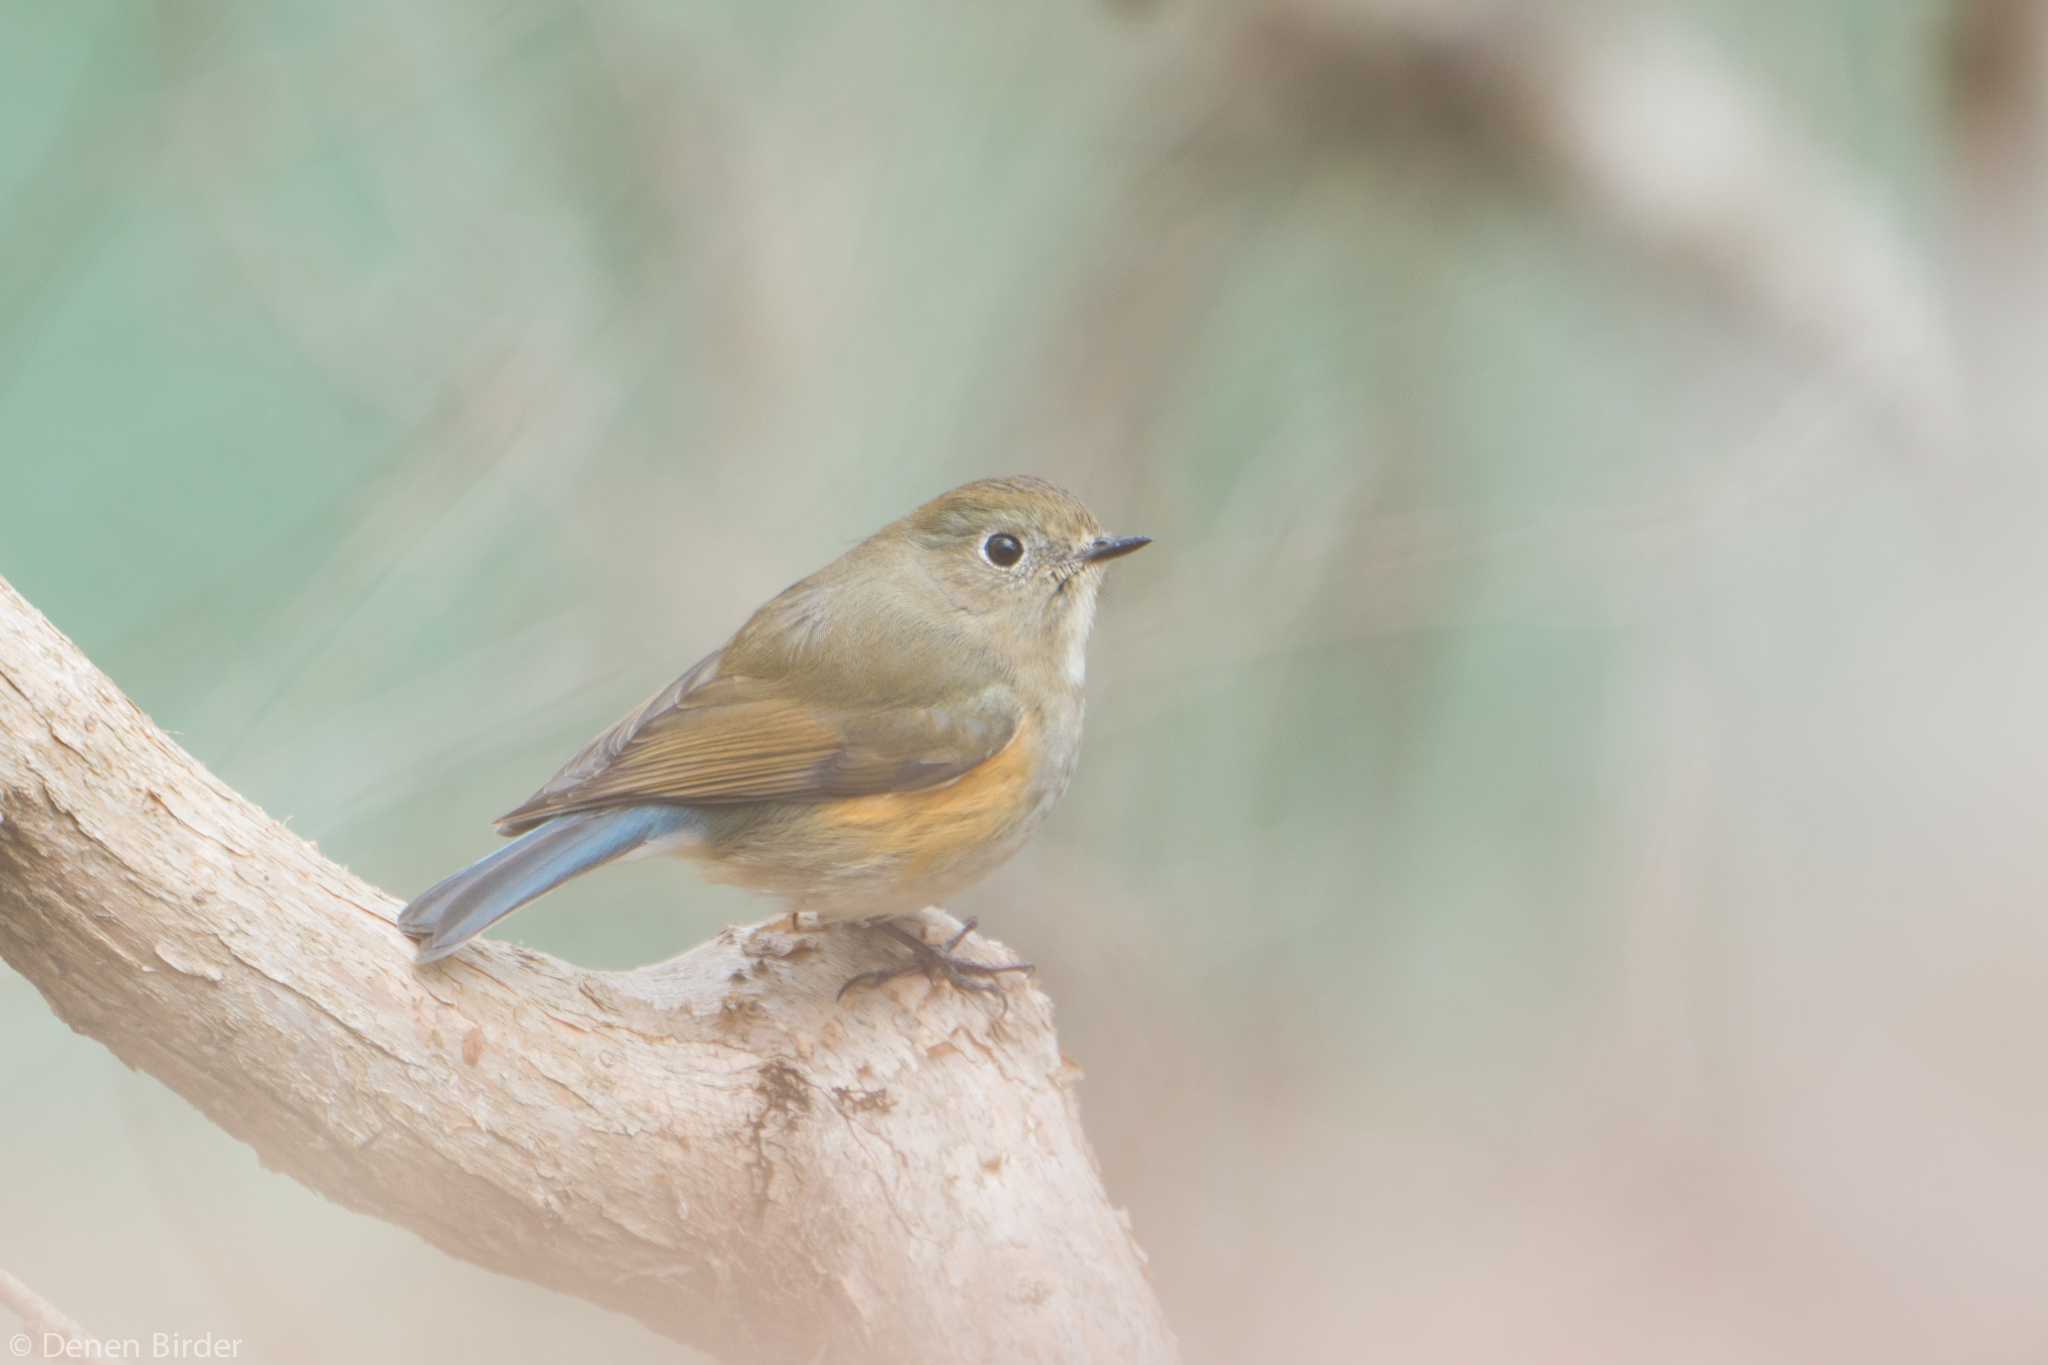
[684,711,1071,919]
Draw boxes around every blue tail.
[397,805,695,964]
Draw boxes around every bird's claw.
[836,918,1033,1000]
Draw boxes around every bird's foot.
[836,918,1034,999]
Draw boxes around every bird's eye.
[982,533,1024,568]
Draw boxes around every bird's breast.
[685,694,1085,917]
[819,706,1058,878]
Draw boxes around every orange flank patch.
[820,714,1039,877]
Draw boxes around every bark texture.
[0,575,1176,1365]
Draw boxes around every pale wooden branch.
[1101,0,1956,460]
[0,576,1177,1365]
[0,1267,87,1350]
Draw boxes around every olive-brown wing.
[495,673,1018,834]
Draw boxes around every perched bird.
[397,476,1149,991]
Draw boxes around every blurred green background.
[7,1,2048,1361]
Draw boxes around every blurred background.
[4,0,2046,1361]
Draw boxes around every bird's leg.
[836,917,1034,999]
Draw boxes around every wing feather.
[495,652,1017,833]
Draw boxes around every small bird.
[397,476,1149,991]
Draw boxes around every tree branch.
[0,575,1176,1365]
[0,1267,87,1350]
[1107,0,1955,461]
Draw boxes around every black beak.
[1081,535,1151,565]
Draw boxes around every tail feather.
[398,806,694,964]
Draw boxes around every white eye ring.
[981,532,1024,568]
